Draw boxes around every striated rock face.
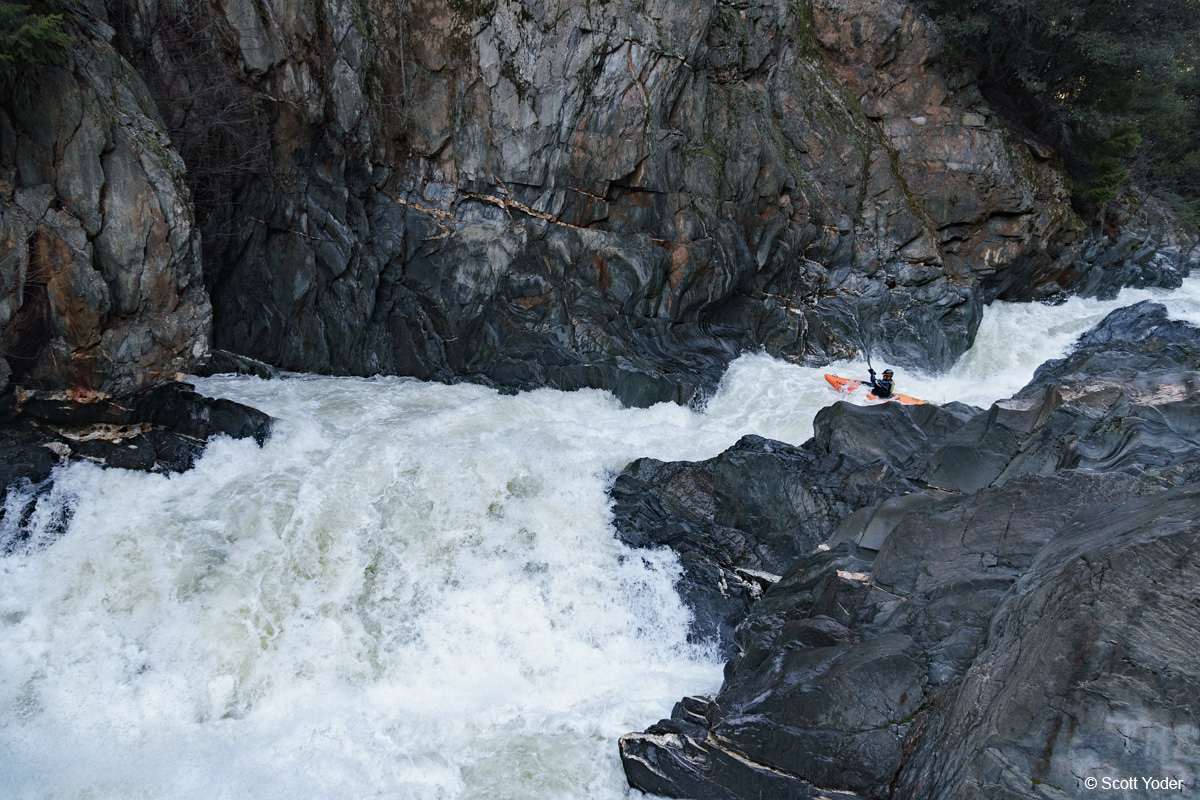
[617,303,1200,798]
[109,0,1162,405]
[893,482,1200,799]
[0,31,210,399]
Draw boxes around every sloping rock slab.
[894,483,1200,798]
[610,400,981,653]
[612,432,922,655]
[620,473,1169,799]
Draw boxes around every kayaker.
[868,368,894,398]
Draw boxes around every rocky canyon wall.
[5,0,1194,409]
[101,0,1179,405]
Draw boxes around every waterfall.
[2,275,1197,798]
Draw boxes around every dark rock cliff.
[616,302,1200,798]
[104,0,1195,406]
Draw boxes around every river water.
[2,277,1198,799]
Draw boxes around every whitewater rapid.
[2,276,1198,799]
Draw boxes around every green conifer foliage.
[0,0,74,80]
[916,0,1200,215]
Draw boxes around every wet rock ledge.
[614,301,1200,799]
[0,383,272,549]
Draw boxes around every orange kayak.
[824,374,927,405]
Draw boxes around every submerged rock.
[617,302,1200,798]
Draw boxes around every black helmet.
[882,369,893,378]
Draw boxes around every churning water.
[2,276,1198,799]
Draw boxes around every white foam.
[1,380,723,799]
[702,273,1200,424]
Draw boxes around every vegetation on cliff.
[0,0,73,79]
[916,0,1200,217]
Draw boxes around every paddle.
[853,309,875,375]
